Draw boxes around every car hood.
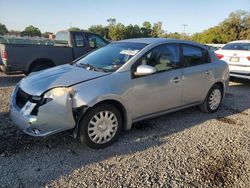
[19,64,110,96]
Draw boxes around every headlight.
[43,87,74,102]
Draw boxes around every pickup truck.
[0,31,108,74]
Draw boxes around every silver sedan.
[10,38,229,148]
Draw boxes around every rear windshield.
[222,43,250,51]
[55,31,69,45]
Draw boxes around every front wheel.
[78,104,122,149]
[199,84,223,113]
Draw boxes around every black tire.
[28,63,53,74]
[78,103,122,149]
[199,84,223,113]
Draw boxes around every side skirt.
[133,102,201,123]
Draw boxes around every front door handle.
[205,70,212,75]
[171,77,181,83]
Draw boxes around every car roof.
[119,38,170,44]
[118,38,207,49]
[228,40,250,44]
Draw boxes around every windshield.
[76,42,147,72]
[222,43,250,51]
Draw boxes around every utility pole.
[182,24,188,34]
[182,24,188,39]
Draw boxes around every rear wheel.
[199,84,223,113]
[79,104,122,149]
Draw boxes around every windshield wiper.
[77,63,107,72]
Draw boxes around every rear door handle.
[171,77,181,83]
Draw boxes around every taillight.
[247,57,250,61]
[215,53,224,59]
[1,50,7,60]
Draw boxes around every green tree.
[21,25,42,37]
[68,27,82,31]
[163,32,182,39]
[88,25,109,39]
[141,21,152,37]
[192,26,223,43]
[151,22,164,37]
[108,23,126,40]
[124,24,141,39]
[0,23,8,35]
[191,10,250,43]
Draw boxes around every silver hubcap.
[88,111,118,144]
[209,89,221,110]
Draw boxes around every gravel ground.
[0,72,249,188]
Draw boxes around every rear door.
[181,44,214,105]
[72,33,88,59]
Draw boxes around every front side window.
[76,42,147,72]
[87,34,107,49]
[135,44,180,72]
[181,45,210,67]
[222,43,250,51]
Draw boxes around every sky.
[0,0,249,34]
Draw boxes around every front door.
[128,43,184,119]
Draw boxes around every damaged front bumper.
[10,85,76,137]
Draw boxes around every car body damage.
[35,89,75,136]
[10,85,76,136]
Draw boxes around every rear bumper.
[230,72,250,79]
[229,65,250,79]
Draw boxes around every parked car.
[0,31,108,74]
[215,40,250,79]
[10,38,229,148]
[206,44,224,51]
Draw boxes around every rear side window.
[74,34,84,47]
[222,43,250,51]
[181,45,210,67]
[55,31,69,45]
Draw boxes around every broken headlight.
[43,87,74,103]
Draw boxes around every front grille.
[15,88,31,109]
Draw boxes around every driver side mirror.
[134,64,156,76]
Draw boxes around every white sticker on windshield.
[120,49,139,56]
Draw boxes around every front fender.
[73,93,133,130]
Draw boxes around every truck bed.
[0,43,74,73]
